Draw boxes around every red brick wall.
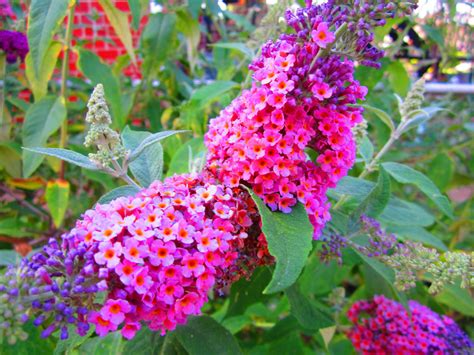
[69,0,146,79]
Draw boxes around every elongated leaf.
[286,284,335,331]
[27,0,71,76]
[23,147,99,171]
[77,49,126,128]
[329,177,435,227]
[361,104,395,132]
[79,332,124,354]
[176,8,201,71]
[122,327,165,354]
[22,96,67,177]
[383,162,453,218]
[98,0,137,65]
[0,142,22,177]
[25,41,62,100]
[387,61,410,96]
[142,13,176,73]
[246,189,313,294]
[122,126,164,186]
[358,135,374,165]
[349,167,390,229]
[97,185,140,205]
[190,81,238,109]
[173,316,242,355]
[211,42,254,59]
[401,106,443,132]
[128,130,187,162]
[387,225,447,251]
[427,153,454,192]
[45,179,70,227]
[226,267,271,318]
[166,137,206,177]
[0,219,34,238]
[353,248,407,308]
[435,284,474,317]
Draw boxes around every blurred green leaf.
[0,142,22,177]
[0,322,56,354]
[427,153,454,192]
[167,138,205,177]
[77,49,127,129]
[173,316,242,355]
[387,61,410,97]
[45,179,70,228]
[25,41,62,101]
[99,0,137,66]
[361,104,395,132]
[128,130,187,162]
[358,135,374,165]
[22,96,67,177]
[189,81,238,109]
[435,284,474,317]
[286,284,335,331]
[27,0,71,77]
[246,189,313,294]
[122,327,165,354]
[176,8,201,72]
[388,225,447,251]
[0,219,34,238]
[226,267,271,318]
[212,42,254,59]
[383,162,454,218]
[79,331,124,354]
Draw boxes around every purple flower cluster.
[348,295,473,354]
[319,234,347,264]
[356,215,397,257]
[0,0,13,20]
[0,30,28,64]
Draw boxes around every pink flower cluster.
[347,295,473,354]
[66,173,261,338]
[205,18,366,237]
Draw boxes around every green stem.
[58,4,75,179]
[309,22,348,72]
[0,53,6,140]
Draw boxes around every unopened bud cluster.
[399,78,426,120]
[84,84,127,169]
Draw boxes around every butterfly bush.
[205,0,415,237]
[0,30,28,64]
[0,173,270,342]
[347,295,473,354]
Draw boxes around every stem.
[0,53,6,140]
[110,159,141,189]
[0,184,50,221]
[58,4,76,179]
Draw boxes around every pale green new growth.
[84,84,127,169]
[399,78,426,120]
[382,241,473,294]
[352,119,368,143]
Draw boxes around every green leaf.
[387,225,447,251]
[77,49,126,129]
[226,267,271,318]
[0,219,34,238]
[211,42,254,59]
[361,104,395,132]
[427,153,454,192]
[176,8,201,71]
[422,24,445,49]
[122,126,164,186]
[166,137,206,177]
[286,284,335,331]
[329,177,435,227]
[401,106,444,132]
[78,332,124,354]
[358,135,374,165]
[22,147,99,171]
[25,41,62,100]
[128,130,187,162]
[0,250,20,266]
[320,326,337,349]
[0,142,22,177]
[246,189,313,294]
[387,61,410,97]
[122,327,165,354]
[98,0,137,66]
[45,179,70,228]
[383,162,454,218]
[189,81,238,109]
[435,283,474,317]
[27,0,71,77]
[348,167,390,230]
[353,248,407,308]
[173,316,242,355]
[97,185,140,205]
[142,13,176,73]
[54,325,94,355]
[0,321,56,354]
[22,96,67,177]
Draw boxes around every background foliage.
[0,0,472,353]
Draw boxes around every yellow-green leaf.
[98,0,137,66]
[26,41,62,101]
[45,179,70,227]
